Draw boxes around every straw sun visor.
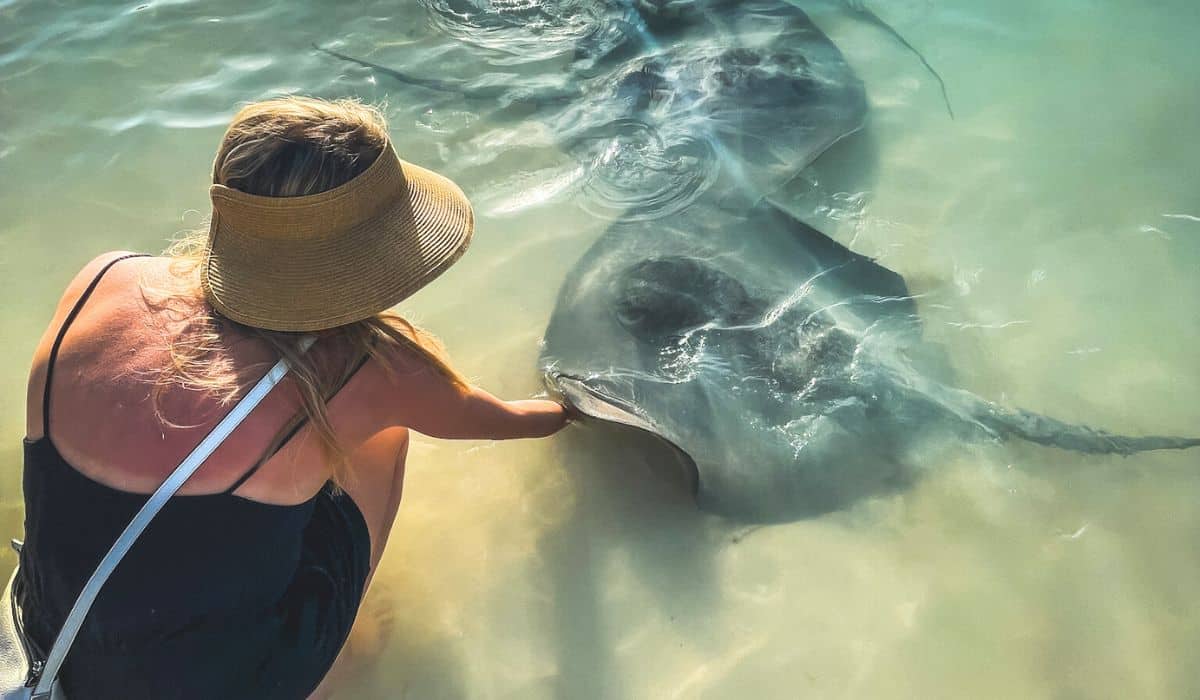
[202,145,474,332]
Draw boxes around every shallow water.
[2,0,1199,697]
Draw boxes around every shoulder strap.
[42,253,149,438]
[220,412,309,496]
[29,335,317,699]
[221,346,373,496]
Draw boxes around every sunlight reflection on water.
[1,0,1199,697]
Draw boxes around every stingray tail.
[312,44,476,95]
[844,3,955,119]
[965,396,1200,455]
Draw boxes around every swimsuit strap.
[42,254,150,438]
[221,348,373,495]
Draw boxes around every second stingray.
[317,0,867,217]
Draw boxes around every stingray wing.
[753,198,919,328]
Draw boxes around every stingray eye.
[615,256,743,340]
[615,304,647,330]
[614,279,656,331]
[729,49,760,67]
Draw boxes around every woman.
[14,96,570,698]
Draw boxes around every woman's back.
[18,252,376,697]
[25,253,356,501]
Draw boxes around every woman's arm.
[377,348,570,440]
[448,387,570,440]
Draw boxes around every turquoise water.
[2,1,1200,697]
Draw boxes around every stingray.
[411,0,952,118]
[316,0,868,216]
[539,197,1200,522]
[323,0,952,116]
[631,0,953,117]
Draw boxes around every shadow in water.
[335,577,471,699]
[539,422,727,700]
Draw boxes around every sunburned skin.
[25,253,568,507]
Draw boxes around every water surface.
[2,1,1199,697]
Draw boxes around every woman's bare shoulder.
[25,251,148,438]
[31,250,149,362]
[55,251,144,309]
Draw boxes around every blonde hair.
[149,96,467,487]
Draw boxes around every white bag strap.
[30,336,316,699]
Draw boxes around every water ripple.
[419,0,630,64]
[575,119,719,221]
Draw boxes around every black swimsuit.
[13,255,372,699]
